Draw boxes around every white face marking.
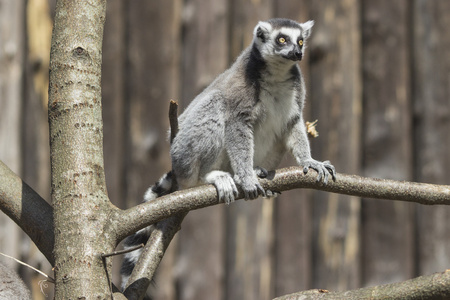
[259,27,304,63]
[274,28,302,44]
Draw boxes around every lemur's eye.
[278,37,286,44]
[298,39,304,46]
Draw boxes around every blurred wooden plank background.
[0,1,449,299]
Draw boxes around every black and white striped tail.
[120,171,176,291]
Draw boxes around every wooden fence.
[0,0,449,299]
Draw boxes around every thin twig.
[101,254,114,300]
[101,244,144,299]
[101,244,144,258]
[0,252,55,283]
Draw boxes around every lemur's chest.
[254,81,298,137]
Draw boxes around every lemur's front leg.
[225,120,266,202]
[287,117,336,184]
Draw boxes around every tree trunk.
[48,0,113,298]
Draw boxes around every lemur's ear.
[254,21,272,43]
[301,20,314,39]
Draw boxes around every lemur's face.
[254,19,314,63]
[272,27,305,61]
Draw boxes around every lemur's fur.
[121,18,335,291]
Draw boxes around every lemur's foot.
[205,170,238,204]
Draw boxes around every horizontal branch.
[112,166,450,242]
[273,269,450,300]
[0,160,54,264]
[270,166,450,205]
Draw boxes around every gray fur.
[121,18,336,290]
[171,18,334,204]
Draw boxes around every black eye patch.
[276,34,289,45]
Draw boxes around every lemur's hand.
[301,159,336,184]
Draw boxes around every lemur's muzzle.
[285,46,303,61]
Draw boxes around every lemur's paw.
[302,159,336,184]
[242,181,266,200]
[254,166,268,178]
[255,167,280,198]
[205,171,239,204]
[235,175,266,200]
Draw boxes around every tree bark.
[48,0,113,298]
[273,269,450,300]
[113,165,450,299]
[112,168,450,245]
[123,212,187,300]
[0,161,54,264]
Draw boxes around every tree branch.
[111,99,450,298]
[273,269,450,300]
[123,213,187,298]
[113,167,450,243]
[123,99,185,298]
[113,165,450,299]
[268,167,450,205]
[0,160,54,264]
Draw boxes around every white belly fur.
[253,83,297,168]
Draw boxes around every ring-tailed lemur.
[121,18,336,290]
